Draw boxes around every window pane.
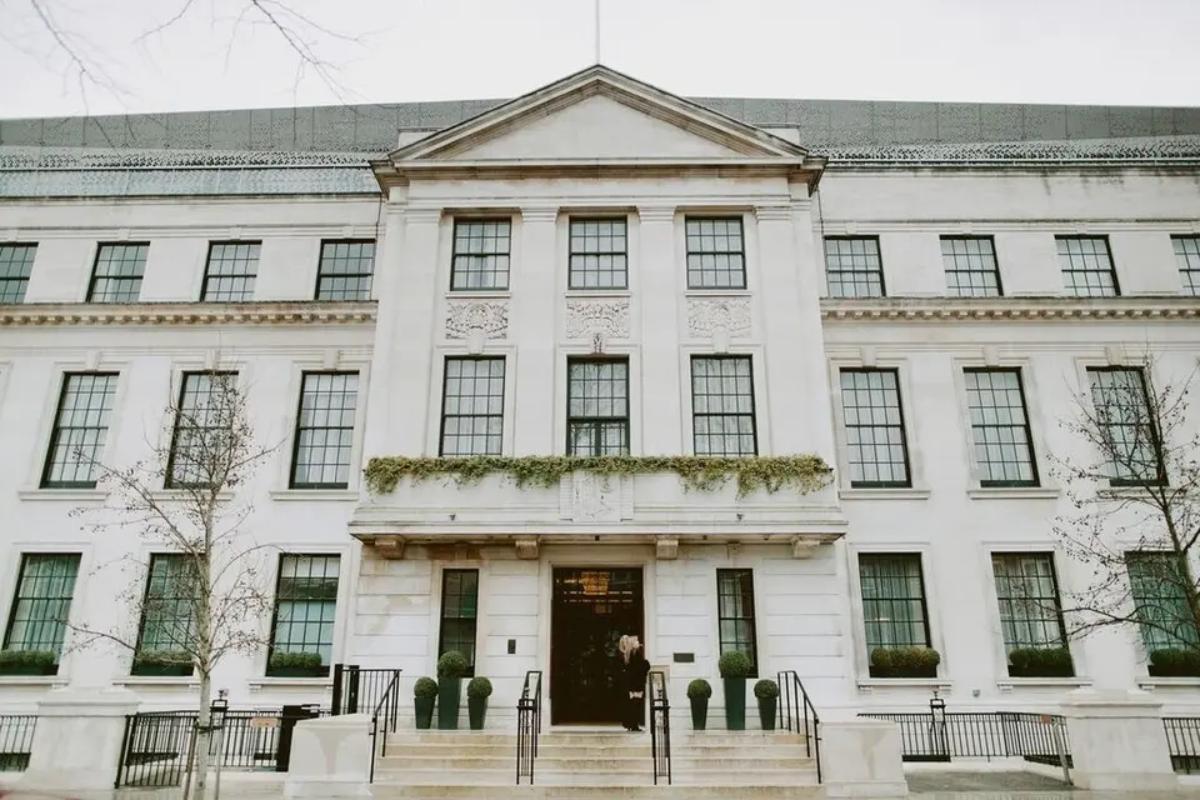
[440,357,505,456]
[1087,368,1163,485]
[3,554,81,661]
[567,359,629,456]
[202,241,260,302]
[964,369,1038,486]
[825,237,884,298]
[88,243,148,303]
[451,220,511,290]
[1057,236,1118,297]
[942,237,1001,297]
[686,217,746,289]
[1126,552,1200,653]
[0,243,37,304]
[168,372,238,488]
[1173,236,1200,297]
[42,373,118,488]
[839,369,910,487]
[270,554,340,671]
[439,569,479,674]
[691,356,756,456]
[991,553,1068,657]
[136,554,198,657]
[291,372,359,488]
[716,569,757,673]
[316,240,375,301]
[569,218,627,289]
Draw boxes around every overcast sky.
[3,0,1199,119]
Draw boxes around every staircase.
[371,729,822,798]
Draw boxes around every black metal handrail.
[777,669,822,783]
[516,670,542,785]
[368,669,402,783]
[331,664,401,717]
[649,670,672,785]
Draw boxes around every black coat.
[622,649,651,692]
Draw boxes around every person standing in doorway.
[618,634,650,732]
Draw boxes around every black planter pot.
[438,677,462,729]
[1007,664,1074,679]
[758,699,777,731]
[690,697,708,731]
[0,663,56,676]
[468,696,488,730]
[414,695,435,729]
[723,678,746,731]
[869,664,938,679]
[132,663,192,677]
[268,667,327,678]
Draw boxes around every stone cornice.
[0,300,378,327]
[821,296,1200,322]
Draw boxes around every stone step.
[379,741,810,759]
[378,755,815,771]
[369,784,823,799]
[380,731,808,747]
[376,767,818,787]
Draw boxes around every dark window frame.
[824,236,886,298]
[438,568,479,677]
[941,235,1003,297]
[839,367,913,489]
[438,356,506,457]
[716,568,759,676]
[132,553,197,674]
[1087,366,1167,487]
[568,216,628,290]
[566,356,630,456]
[964,367,1040,488]
[201,240,261,302]
[1055,235,1121,298]
[690,355,759,457]
[0,242,37,304]
[289,371,360,490]
[991,551,1071,665]
[314,239,376,301]
[858,553,933,658]
[87,242,149,303]
[2,552,82,668]
[1171,235,1200,297]
[267,553,340,676]
[41,372,119,489]
[1125,551,1200,655]
[450,218,512,292]
[685,216,747,290]
[165,371,237,489]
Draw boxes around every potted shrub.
[718,651,753,731]
[437,651,469,729]
[267,651,325,678]
[1149,648,1200,677]
[687,679,712,730]
[132,649,192,676]
[413,677,438,729]
[467,677,493,730]
[754,679,779,731]
[0,650,56,676]
[870,646,941,678]
[1008,647,1074,678]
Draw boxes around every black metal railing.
[861,709,1072,770]
[368,669,402,783]
[0,715,37,771]
[777,670,822,783]
[1164,717,1200,774]
[516,670,542,785]
[332,664,402,717]
[649,670,672,785]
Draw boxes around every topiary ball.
[437,650,470,679]
[467,676,493,699]
[718,650,753,679]
[414,676,439,698]
[754,679,779,700]
[687,679,713,700]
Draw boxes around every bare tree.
[71,370,278,798]
[1052,355,1200,668]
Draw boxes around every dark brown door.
[551,567,644,724]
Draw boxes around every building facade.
[1,66,1199,726]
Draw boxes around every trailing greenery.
[1008,646,1074,678]
[413,676,439,698]
[467,676,494,699]
[687,678,713,700]
[437,650,470,679]
[134,649,191,667]
[718,651,754,679]
[870,646,941,677]
[753,678,779,700]
[1149,648,1200,677]
[268,651,323,671]
[0,649,56,674]
[364,455,832,498]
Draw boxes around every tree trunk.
[193,670,212,799]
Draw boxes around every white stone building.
[0,65,1199,728]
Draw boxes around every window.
[1125,552,1199,654]
[1056,236,1119,297]
[202,241,260,302]
[167,372,237,488]
[315,240,375,301]
[42,373,118,488]
[858,554,931,659]
[825,237,884,298]
[88,243,148,303]
[1087,367,1164,485]
[1173,235,1200,296]
[717,569,758,674]
[691,356,757,456]
[438,569,479,675]
[3,554,80,666]
[686,217,746,289]
[569,218,627,289]
[291,372,359,489]
[440,357,505,456]
[991,553,1069,659]
[269,554,339,674]
[839,369,911,488]
[134,554,197,672]
[0,243,36,303]
[964,368,1038,487]
[451,219,511,291]
[567,358,629,456]
[942,237,1001,297]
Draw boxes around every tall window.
[569,218,627,289]
[1173,235,1200,296]
[269,554,340,674]
[3,554,80,666]
[1087,367,1164,485]
[1057,236,1119,297]
[202,241,260,302]
[686,217,746,289]
[315,240,375,301]
[567,358,629,456]
[440,357,505,456]
[717,569,758,674]
[991,553,1069,659]
[942,236,1002,297]
[291,372,359,489]
[1125,552,1200,653]
[438,569,479,675]
[0,243,36,304]
[858,554,931,656]
[88,243,148,303]
[964,368,1038,487]
[691,356,757,456]
[839,369,910,488]
[134,554,197,671]
[167,372,237,488]
[825,237,884,298]
[42,372,118,488]
[451,219,511,291]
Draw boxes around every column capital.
[754,204,794,223]
[520,207,560,224]
[637,206,676,224]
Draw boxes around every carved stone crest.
[445,301,509,343]
[687,297,752,340]
[564,299,630,341]
[560,472,622,523]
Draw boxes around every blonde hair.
[618,634,640,664]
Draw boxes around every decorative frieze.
[564,298,631,340]
[821,297,1200,322]
[686,296,753,339]
[444,300,509,342]
[0,301,377,327]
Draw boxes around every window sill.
[967,487,1060,500]
[564,289,632,298]
[0,675,69,687]
[445,290,512,300]
[248,677,334,692]
[839,488,931,501]
[1137,677,1200,689]
[269,489,358,502]
[996,677,1092,692]
[17,488,106,502]
[113,676,199,688]
[683,289,752,297]
[857,677,952,693]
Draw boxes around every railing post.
[929,692,949,761]
[331,663,344,716]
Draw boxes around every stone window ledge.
[445,291,512,300]
[1137,677,1200,689]
[683,289,753,298]
[112,676,200,688]
[564,289,632,299]
[0,676,69,687]
[996,677,1092,692]
[248,677,334,692]
[268,489,359,502]
[17,488,106,502]
[840,488,932,501]
[967,487,1060,500]
[857,677,953,694]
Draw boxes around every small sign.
[507,639,517,655]
[673,652,695,663]
[249,716,279,729]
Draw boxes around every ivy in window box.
[1149,648,1200,677]
[0,649,57,676]
[1007,647,1073,678]
[132,649,193,676]
[869,646,941,679]
[267,651,327,678]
